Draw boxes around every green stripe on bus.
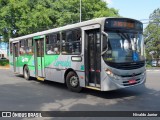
[33,35,45,39]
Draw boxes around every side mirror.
[101,31,108,56]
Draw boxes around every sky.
[104,0,160,23]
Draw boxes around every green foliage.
[146,64,152,68]
[52,0,119,26]
[0,59,9,66]
[144,8,160,60]
[0,0,119,41]
[146,61,152,68]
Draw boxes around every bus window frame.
[61,28,82,55]
[10,42,13,55]
[45,32,60,55]
[19,38,33,55]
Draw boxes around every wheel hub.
[70,76,78,87]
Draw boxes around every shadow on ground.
[0,74,159,112]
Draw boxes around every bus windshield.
[102,31,145,63]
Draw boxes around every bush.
[146,63,152,68]
[0,59,9,66]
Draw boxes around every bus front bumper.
[101,71,146,91]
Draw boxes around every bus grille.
[106,61,145,70]
[122,78,141,86]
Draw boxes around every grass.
[146,64,152,68]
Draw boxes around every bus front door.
[85,29,101,88]
[13,42,19,73]
[34,37,45,78]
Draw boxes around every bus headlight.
[141,71,146,76]
[105,69,121,80]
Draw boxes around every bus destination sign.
[105,18,143,30]
[112,21,134,28]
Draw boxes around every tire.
[66,71,82,92]
[23,66,30,80]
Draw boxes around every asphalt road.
[0,69,160,120]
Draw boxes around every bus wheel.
[23,66,30,80]
[66,71,82,92]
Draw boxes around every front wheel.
[66,71,82,92]
[23,66,30,80]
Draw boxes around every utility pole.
[80,0,82,22]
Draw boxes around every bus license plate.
[128,79,136,84]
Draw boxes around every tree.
[0,0,119,41]
[144,8,160,61]
[51,0,119,26]
[0,0,54,40]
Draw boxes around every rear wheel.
[66,71,82,92]
[23,66,30,80]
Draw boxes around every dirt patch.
[0,64,10,69]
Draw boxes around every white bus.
[9,17,146,92]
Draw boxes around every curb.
[0,67,10,69]
[146,69,160,72]
[0,68,10,69]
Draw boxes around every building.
[0,42,8,59]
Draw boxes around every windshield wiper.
[101,49,108,56]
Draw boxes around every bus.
[9,17,146,92]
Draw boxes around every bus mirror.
[102,31,108,37]
[101,31,108,56]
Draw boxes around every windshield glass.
[102,31,145,63]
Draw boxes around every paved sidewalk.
[146,69,160,72]
[147,69,160,72]
[146,67,160,71]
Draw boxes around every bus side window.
[19,40,25,55]
[61,28,81,55]
[46,33,60,55]
[46,35,50,54]
[27,38,33,55]
[73,29,81,54]
[61,32,67,54]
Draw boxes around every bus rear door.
[13,42,20,73]
[34,36,45,78]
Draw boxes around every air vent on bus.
[106,61,145,70]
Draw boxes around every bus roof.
[9,17,140,42]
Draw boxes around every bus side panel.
[45,68,63,83]
[17,55,36,77]
[36,57,45,77]
[44,55,85,87]
[9,55,14,72]
[75,71,85,87]
[70,56,85,88]
[17,56,24,75]
[27,55,36,77]
[44,55,63,83]
[19,67,23,75]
